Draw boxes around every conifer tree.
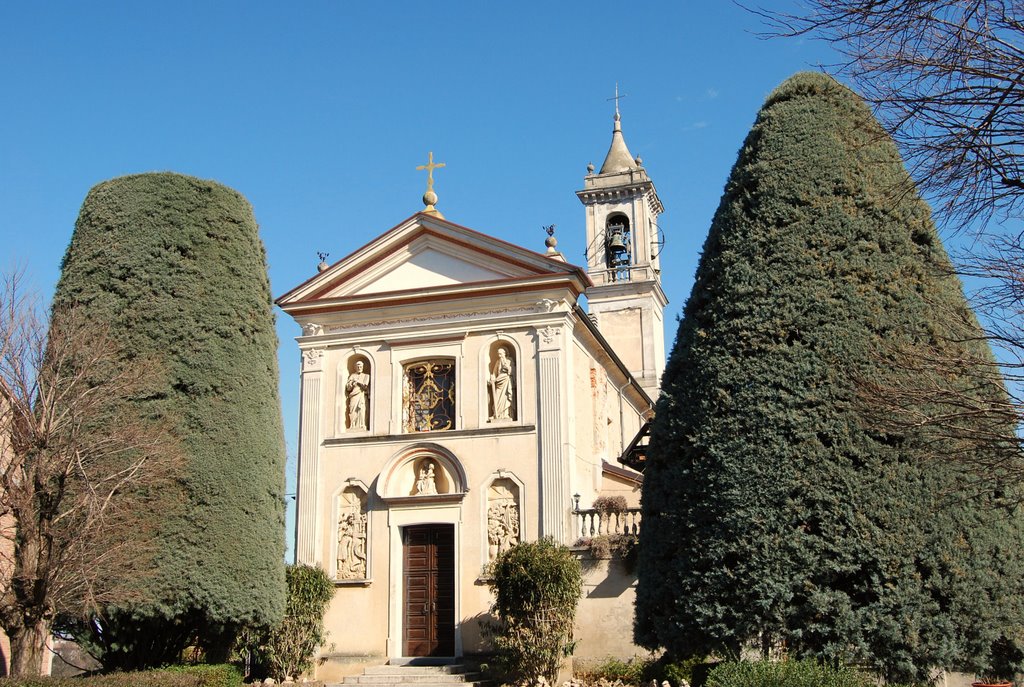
[53,172,287,665]
[635,72,1024,682]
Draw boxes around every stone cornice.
[575,180,664,216]
[323,423,537,447]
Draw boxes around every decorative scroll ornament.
[302,348,324,371]
[540,326,558,344]
[302,322,324,337]
[536,299,557,313]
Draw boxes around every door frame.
[388,504,463,659]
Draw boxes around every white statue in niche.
[346,360,370,431]
[488,346,515,422]
[414,461,438,495]
[487,481,520,561]
[337,492,368,580]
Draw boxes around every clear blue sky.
[1,2,845,560]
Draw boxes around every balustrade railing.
[574,508,642,538]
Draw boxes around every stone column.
[536,325,568,542]
[296,347,324,564]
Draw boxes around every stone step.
[339,682,486,687]
[345,682,485,687]
[328,662,489,687]
[344,676,479,685]
[363,666,468,675]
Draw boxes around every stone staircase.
[334,664,486,687]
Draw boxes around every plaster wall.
[599,473,641,509]
[573,555,646,663]
[594,308,644,375]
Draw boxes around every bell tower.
[576,105,667,399]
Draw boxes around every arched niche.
[483,471,525,563]
[333,479,370,582]
[480,335,522,426]
[336,351,373,435]
[376,443,468,504]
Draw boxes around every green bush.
[575,656,651,684]
[574,655,709,687]
[706,660,872,687]
[238,564,335,681]
[487,538,582,685]
[0,664,243,687]
[657,655,710,687]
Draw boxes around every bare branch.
[0,271,182,676]
[755,0,1024,231]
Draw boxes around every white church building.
[276,109,667,679]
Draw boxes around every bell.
[607,231,626,251]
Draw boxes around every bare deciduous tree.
[753,1,1024,483]
[756,0,1024,230]
[0,272,180,676]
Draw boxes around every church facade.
[276,111,667,678]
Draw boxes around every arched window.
[402,359,456,432]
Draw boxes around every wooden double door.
[403,524,455,657]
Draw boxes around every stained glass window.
[403,360,456,432]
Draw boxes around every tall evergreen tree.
[635,72,1024,682]
[53,173,286,665]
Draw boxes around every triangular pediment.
[351,246,510,295]
[277,213,587,307]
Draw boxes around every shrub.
[487,538,583,685]
[706,660,873,687]
[591,496,628,516]
[238,564,335,681]
[655,655,710,687]
[573,655,709,687]
[575,534,639,574]
[575,656,651,684]
[0,664,243,687]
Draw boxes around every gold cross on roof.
[416,151,446,218]
[416,151,446,194]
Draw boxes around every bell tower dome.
[576,106,668,398]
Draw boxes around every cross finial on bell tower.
[608,83,626,118]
